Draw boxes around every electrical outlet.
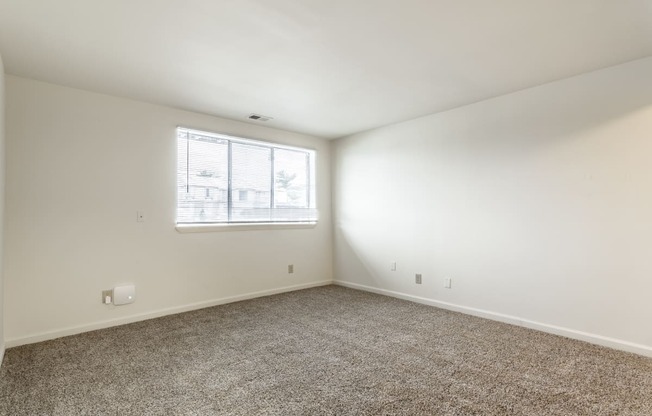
[390,262,397,271]
[136,211,145,222]
[288,264,294,274]
[415,274,422,284]
[444,277,452,289]
[102,290,113,304]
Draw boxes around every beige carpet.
[1,285,651,415]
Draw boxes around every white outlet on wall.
[445,277,452,289]
[390,262,396,271]
[415,274,422,284]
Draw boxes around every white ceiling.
[1,1,651,139]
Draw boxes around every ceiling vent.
[248,113,273,122]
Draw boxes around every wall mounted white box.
[113,285,136,306]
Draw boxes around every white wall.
[332,57,652,357]
[0,53,6,362]
[4,76,332,346]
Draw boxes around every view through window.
[177,128,317,224]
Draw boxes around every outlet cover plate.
[102,290,113,304]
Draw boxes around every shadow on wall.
[333,223,383,286]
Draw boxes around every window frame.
[175,127,318,231]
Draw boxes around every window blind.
[176,128,317,224]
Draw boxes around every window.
[177,127,317,224]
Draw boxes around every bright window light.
[176,127,317,224]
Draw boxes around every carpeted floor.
[1,285,651,415]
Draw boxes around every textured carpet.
[1,285,651,415]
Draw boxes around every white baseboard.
[5,280,333,349]
[0,345,4,367]
[334,280,652,358]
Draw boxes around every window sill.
[175,222,318,233]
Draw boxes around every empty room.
[0,1,651,415]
